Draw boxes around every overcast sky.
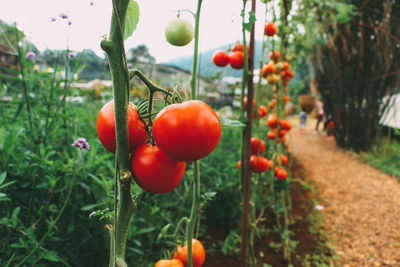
[1,0,272,62]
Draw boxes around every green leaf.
[10,243,23,248]
[0,181,17,190]
[81,202,106,211]
[220,118,246,128]
[0,193,6,197]
[0,172,6,185]
[124,0,140,41]
[42,250,60,262]
[12,207,20,220]
[131,227,155,236]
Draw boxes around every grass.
[361,137,400,181]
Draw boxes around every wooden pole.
[240,0,256,265]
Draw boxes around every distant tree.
[41,49,110,81]
[127,44,155,65]
[0,20,26,51]
[296,0,400,151]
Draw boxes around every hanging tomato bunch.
[96,98,221,194]
[212,43,250,70]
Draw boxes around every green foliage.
[361,137,400,181]
[124,0,140,41]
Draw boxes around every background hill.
[164,40,264,78]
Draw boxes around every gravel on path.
[290,126,400,267]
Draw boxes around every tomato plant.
[131,144,186,194]
[229,51,244,69]
[96,100,148,153]
[155,259,184,267]
[212,50,229,67]
[152,100,221,162]
[165,18,194,47]
[251,137,266,155]
[264,22,277,36]
[174,239,205,267]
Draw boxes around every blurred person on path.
[299,110,307,132]
[314,101,324,133]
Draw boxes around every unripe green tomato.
[165,18,194,47]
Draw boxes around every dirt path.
[290,121,400,266]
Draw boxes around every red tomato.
[275,167,288,180]
[267,131,276,140]
[232,43,249,53]
[174,239,206,267]
[280,154,288,165]
[279,119,292,131]
[282,61,290,71]
[229,51,244,69]
[262,62,277,77]
[269,50,280,61]
[251,137,266,155]
[131,144,186,194]
[268,99,277,109]
[237,160,241,170]
[283,95,291,104]
[152,100,221,162]
[278,129,287,138]
[212,50,229,67]
[258,105,268,118]
[243,97,256,109]
[155,259,184,267]
[250,155,270,173]
[267,114,278,129]
[265,22,277,36]
[96,100,148,153]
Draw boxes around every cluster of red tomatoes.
[155,239,205,267]
[262,51,295,86]
[236,136,289,179]
[96,100,221,194]
[238,91,292,179]
[212,43,249,70]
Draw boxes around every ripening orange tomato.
[174,239,206,267]
[154,259,184,267]
[269,50,280,61]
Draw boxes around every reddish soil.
[203,158,325,267]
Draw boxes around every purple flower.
[72,137,90,150]
[26,51,36,60]
[51,17,56,22]
[59,13,68,19]
[68,21,72,26]
[127,63,133,68]
[90,1,94,6]
[68,52,76,59]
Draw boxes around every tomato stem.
[102,0,137,266]
[185,1,203,267]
